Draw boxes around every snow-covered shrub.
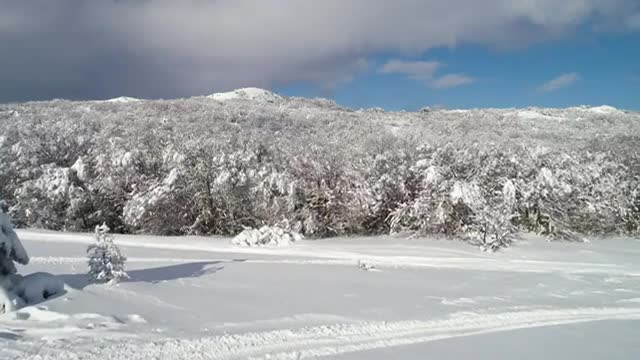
[282,144,357,237]
[625,188,640,235]
[232,225,303,247]
[464,180,519,252]
[389,145,479,237]
[87,223,129,284]
[357,143,419,234]
[123,168,196,235]
[0,212,33,314]
[0,212,29,276]
[2,96,640,250]
[514,154,619,241]
[10,160,99,232]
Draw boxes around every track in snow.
[4,307,640,359]
[28,255,640,277]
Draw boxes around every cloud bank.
[0,0,639,101]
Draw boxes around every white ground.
[2,231,640,359]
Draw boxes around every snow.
[0,213,29,275]
[511,110,566,121]
[570,105,622,115]
[587,105,622,114]
[11,272,64,304]
[232,226,303,247]
[104,97,141,103]
[504,106,623,121]
[449,181,483,208]
[1,230,639,359]
[88,224,129,284]
[71,157,87,181]
[209,87,283,103]
[442,109,471,114]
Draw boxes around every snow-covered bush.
[0,213,64,314]
[232,225,303,247]
[87,223,129,284]
[2,95,639,250]
[464,180,519,252]
[357,143,419,234]
[0,212,29,276]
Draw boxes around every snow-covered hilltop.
[208,87,284,104]
[50,88,634,121]
[102,96,141,103]
[503,105,625,122]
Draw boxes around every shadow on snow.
[59,259,246,290]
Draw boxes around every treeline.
[1,98,639,250]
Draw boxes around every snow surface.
[511,110,567,121]
[572,105,623,115]
[2,230,640,359]
[11,272,64,304]
[588,105,622,114]
[209,87,283,103]
[104,97,141,103]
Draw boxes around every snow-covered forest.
[1,89,639,249]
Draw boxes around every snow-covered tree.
[87,223,128,284]
[2,94,640,251]
[465,180,519,252]
[0,212,30,314]
[0,212,29,276]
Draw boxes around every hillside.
[1,90,639,250]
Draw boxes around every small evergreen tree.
[87,223,128,284]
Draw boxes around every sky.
[0,0,639,110]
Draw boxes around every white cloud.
[379,60,441,81]
[430,74,477,89]
[379,61,475,89]
[538,73,581,92]
[0,0,639,101]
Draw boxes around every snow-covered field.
[2,231,640,359]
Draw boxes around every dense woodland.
[1,94,639,250]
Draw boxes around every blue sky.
[278,32,640,111]
[1,1,639,110]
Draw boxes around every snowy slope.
[209,87,283,103]
[2,231,640,359]
[103,96,141,103]
[572,105,623,115]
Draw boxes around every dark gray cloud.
[1,0,639,102]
